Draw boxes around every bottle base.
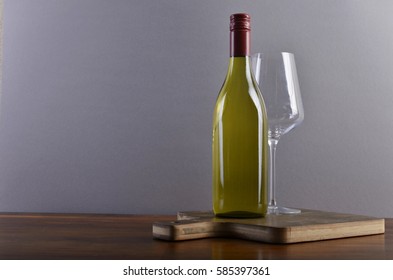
[215,211,265,219]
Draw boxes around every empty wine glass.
[252,52,304,214]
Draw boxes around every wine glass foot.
[268,205,301,215]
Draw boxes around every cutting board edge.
[152,220,221,241]
[153,210,385,243]
[280,218,385,244]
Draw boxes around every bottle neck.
[226,57,253,81]
[230,29,250,57]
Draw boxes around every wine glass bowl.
[252,52,304,214]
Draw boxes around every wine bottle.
[212,13,268,218]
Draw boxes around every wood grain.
[0,212,391,259]
[153,209,385,243]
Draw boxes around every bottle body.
[212,56,268,217]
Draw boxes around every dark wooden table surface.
[0,213,391,259]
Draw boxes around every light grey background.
[0,0,392,217]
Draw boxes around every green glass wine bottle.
[212,13,268,218]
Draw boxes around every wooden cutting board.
[153,209,385,244]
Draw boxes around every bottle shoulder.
[217,58,263,99]
[214,57,267,119]
[216,78,264,107]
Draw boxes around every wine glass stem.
[268,138,279,208]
